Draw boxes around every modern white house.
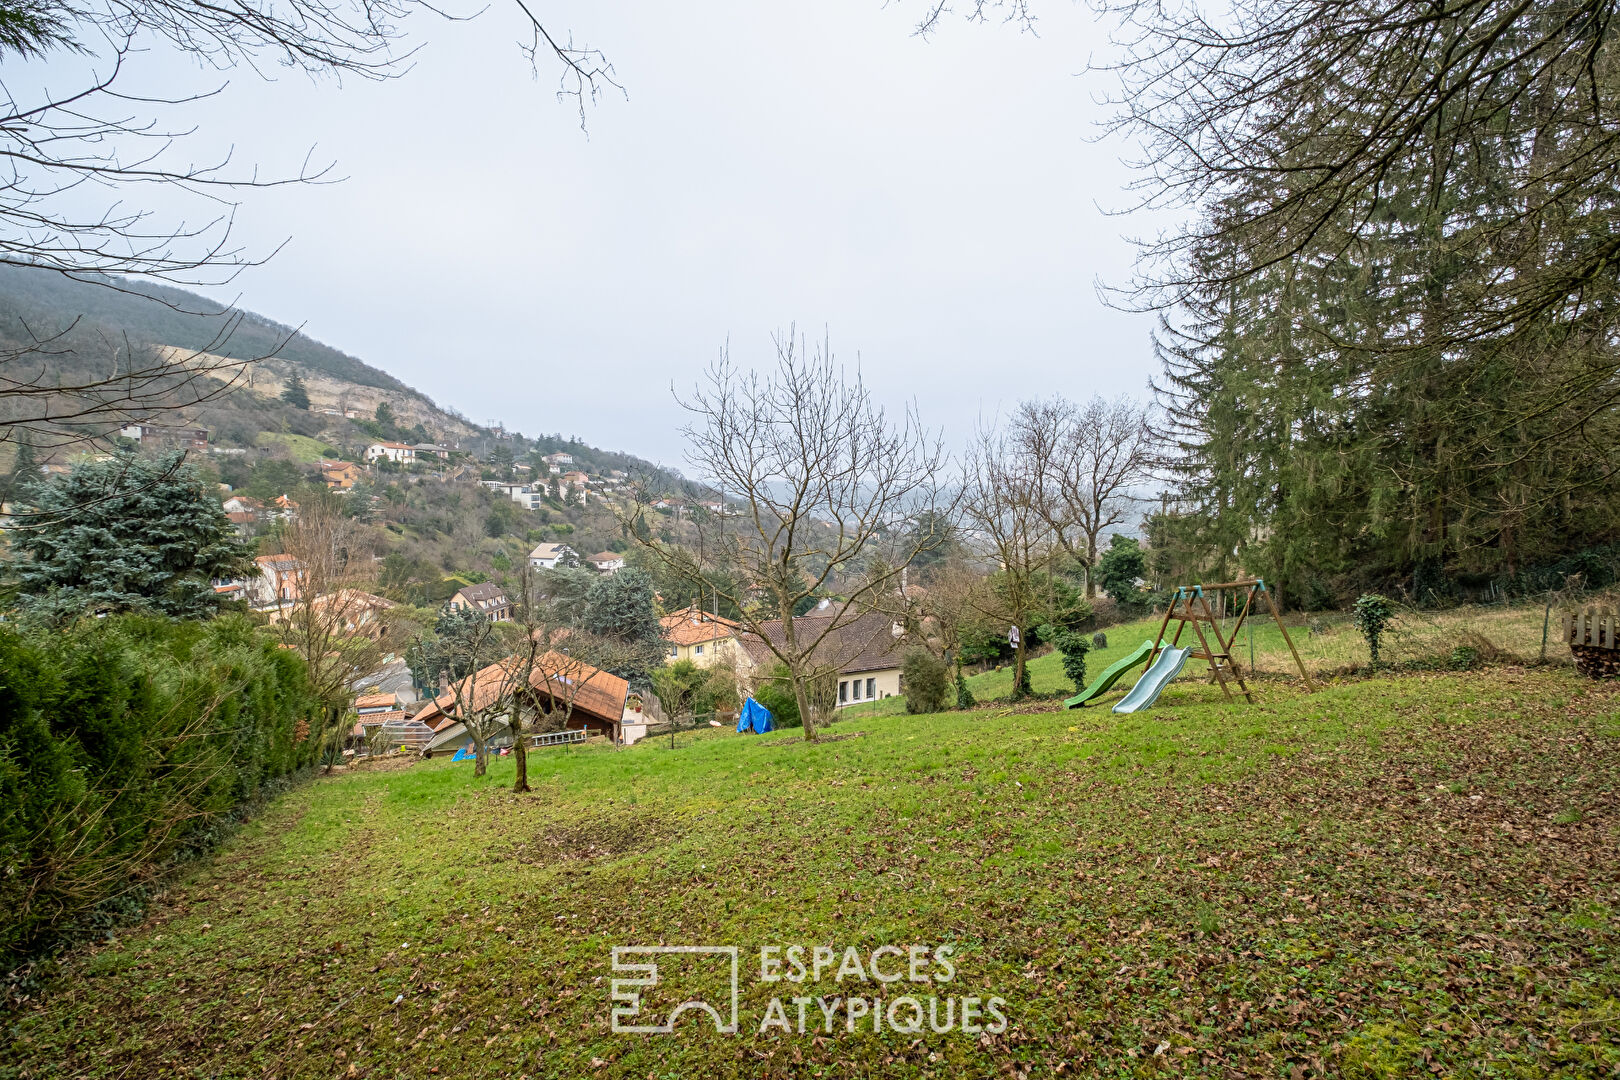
[528,542,578,570]
[365,442,416,464]
[588,551,626,574]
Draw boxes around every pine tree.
[280,373,311,410]
[11,451,255,619]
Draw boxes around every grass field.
[4,663,1619,1079]
[256,431,342,464]
[857,601,1582,714]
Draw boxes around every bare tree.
[1011,395,1153,597]
[630,329,953,742]
[960,421,1056,698]
[907,556,990,695]
[270,494,402,767]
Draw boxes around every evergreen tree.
[280,373,311,410]
[10,452,254,619]
[580,568,666,687]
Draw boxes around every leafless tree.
[269,494,405,767]
[629,328,953,742]
[960,420,1057,697]
[1010,394,1152,597]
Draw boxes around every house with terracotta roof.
[319,460,363,489]
[740,608,906,709]
[449,582,511,622]
[415,651,630,753]
[659,605,742,668]
[248,554,305,614]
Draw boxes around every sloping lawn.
[4,669,1619,1079]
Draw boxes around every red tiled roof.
[413,652,628,731]
[660,605,739,647]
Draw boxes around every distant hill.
[0,264,700,494]
[0,265,418,395]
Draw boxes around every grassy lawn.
[5,663,1620,1078]
[845,601,1579,713]
[257,431,342,464]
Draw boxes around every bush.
[1352,593,1397,666]
[955,672,976,709]
[901,648,950,714]
[1048,627,1093,690]
[0,614,320,968]
[1097,536,1151,614]
[752,664,801,728]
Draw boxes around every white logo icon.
[610,945,739,1034]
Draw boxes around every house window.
[669,645,677,657]
[850,680,861,701]
[838,681,848,704]
[866,678,876,699]
[695,644,704,656]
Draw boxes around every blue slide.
[1111,645,1192,714]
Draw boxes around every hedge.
[0,613,321,969]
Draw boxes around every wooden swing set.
[1148,579,1317,704]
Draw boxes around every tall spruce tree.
[9,452,255,619]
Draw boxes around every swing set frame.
[1149,579,1317,704]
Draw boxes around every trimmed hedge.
[0,613,320,968]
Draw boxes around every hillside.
[0,265,695,491]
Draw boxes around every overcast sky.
[38,0,1165,469]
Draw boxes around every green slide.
[1064,639,1173,709]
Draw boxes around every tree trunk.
[791,661,819,742]
[1012,637,1029,700]
[510,705,530,793]
[472,731,488,777]
[1085,533,1099,598]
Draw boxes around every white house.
[528,542,578,570]
[588,551,626,574]
[541,452,574,469]
[365,442,416,464]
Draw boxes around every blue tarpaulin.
[737,697,774,734]
[451,744,476,762]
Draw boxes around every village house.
[740,608,906,709]
[541,452,573,469]
[365,442,416,465]
[309,589,397,638]
[527,542,578,570]
[119,422,209,449]
[561,470,590,489]
[449,582,512,622]
[413,443,451,460]
[588,551,626,575]
[659,605,742,667]
[319,460,364,489]
[271,493,299,520]
[248,554,305,616]
[222,494,263,515]
[414,652,631,752]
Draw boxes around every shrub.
[955,672,976,709]
[1352,593,1397,666]
[0,614,320,968]
[1097,536,1150,614]
[752,664,801,728]
[901,648,950,714]
[1048,628,1093,690]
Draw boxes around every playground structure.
[1144,578,1316,705]
[1076,579,1316,713]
